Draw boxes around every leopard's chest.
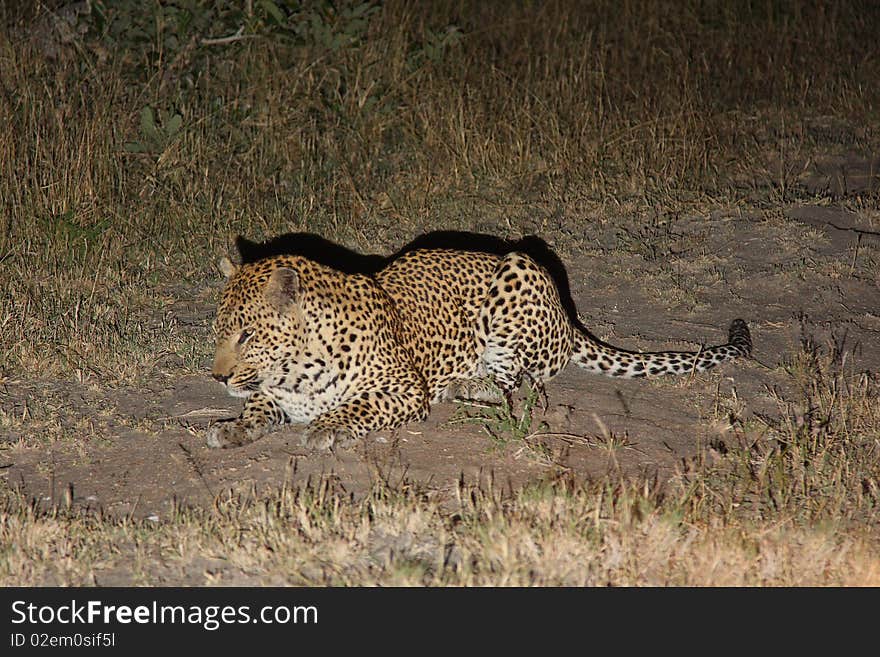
[261,361,350,423]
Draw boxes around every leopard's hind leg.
[474,252,574,395]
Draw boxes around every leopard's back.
[376,249,501,399]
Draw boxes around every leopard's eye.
[237,328,255,345]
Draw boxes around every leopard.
[206,248,751,450]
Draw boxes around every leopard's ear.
[265,267,299,313]
[218,256,238,279]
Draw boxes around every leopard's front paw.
[206,420,254,449]
[297,427,358,451]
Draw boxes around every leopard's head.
[211,256,305,397]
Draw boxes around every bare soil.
[2,190,879,523]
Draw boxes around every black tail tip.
[728,319,752,356]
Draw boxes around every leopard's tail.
[570,319,751,378]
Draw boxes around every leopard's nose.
[212,372,229,384]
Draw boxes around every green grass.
[451,379,547,445]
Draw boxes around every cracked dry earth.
[2,201,879,522]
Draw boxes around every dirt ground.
[2,164,879,521]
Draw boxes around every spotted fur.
[207,248,751,449]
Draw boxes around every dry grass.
[1,1,879,585]
[2,343,878,586]
[2,0,877,378]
